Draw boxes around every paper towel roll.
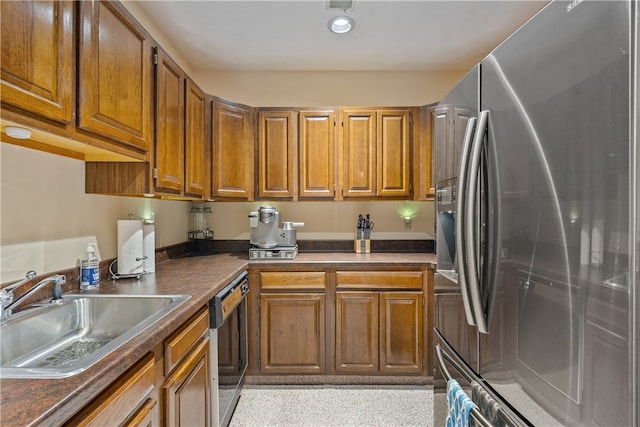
[143,224,155,273]
[118,220,144,275]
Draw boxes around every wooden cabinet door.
[299,110,336,199]
[212,101,253,199]
[260,293,325,374]
[123,398,159,427]
[379,292,423,374]
[415,104,435,200]
[341,109,376,198]
[185,79,206,198]
[78,0,150,151]
[335,291,379,373]
[257,110,296,198]
[154,48,185,193]
[435,293,475,365]
[65,354,156,427]
[377,109,411,197]
[163,337,210,427]
[0,0,74,123]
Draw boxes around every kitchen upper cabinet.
[340,109,376,198]
[153,48,206,199]
[86,48,207,199]
[154,48,185,194]
[259,272,327,374]
[377,109,412,197]
[184,79,207,198]
[339,107,412,199]
[299,109,337,199]
[78,0,151,152]
[257,109,296,199]
[335,271,424,375]
[413,104,436,200]
[212,100,254,200]
[0,0,74,124]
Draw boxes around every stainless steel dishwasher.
[209,271,249,427]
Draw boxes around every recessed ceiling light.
[328,15,355,34]
[4,126,32,140]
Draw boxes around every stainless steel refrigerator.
[433,1,638,426]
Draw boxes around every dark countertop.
[250,252,436,268]
[1,251,435,426]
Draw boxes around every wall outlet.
[403,216,412,229]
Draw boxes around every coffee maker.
[248,206,304,259]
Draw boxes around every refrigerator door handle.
[435,344,493,427]
[456,116,478,326]
[464,110,490,333]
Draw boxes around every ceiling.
[131,1,548,72]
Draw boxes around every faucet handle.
[51,274,66,303]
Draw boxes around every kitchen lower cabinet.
[259,272,326,374]
[250,267,430,379]
[379,292,423,373]
[335,291,379,373]
[434,292,476,366]
[336,290,423,374]
[335,271,424,375]
[64,354,158,427]
[162,337,210,427]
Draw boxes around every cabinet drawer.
[66,354,155,427]
[165,307,208,375]
[260,271,326,291]
[336,271,423,290]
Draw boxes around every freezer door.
[480,1,632,426]
[434,329,525,427]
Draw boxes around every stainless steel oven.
[209,271,249,427]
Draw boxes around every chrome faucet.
[0,271,37,316]
[1,274,65,318]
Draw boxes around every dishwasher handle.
[209,271,249,328]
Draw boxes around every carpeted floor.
[229,385,434,427]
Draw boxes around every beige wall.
[0,143,189,283]
[208,201,433,241]
[194,70,463,107]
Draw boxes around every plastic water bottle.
[80,243,100,290]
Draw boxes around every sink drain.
[37,338,112,368]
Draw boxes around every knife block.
[354,237,370,253]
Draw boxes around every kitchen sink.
[0,293,189,379]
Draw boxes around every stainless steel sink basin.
[0,293,189,379]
